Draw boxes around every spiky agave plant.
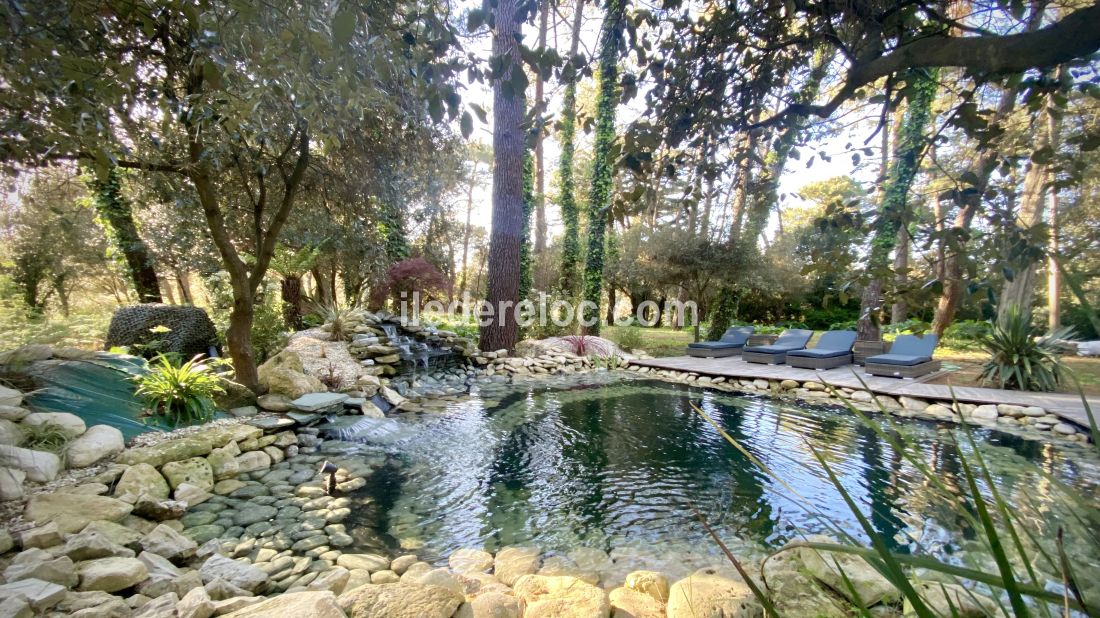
[134,354,226,426]
[316,301,366,342]
[979,310,1074,392]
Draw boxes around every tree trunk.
[930,10,1045,336]
[282,275,304,329]
[533,0,549,255]
[459,159,479,296]
[1048,174,1060,330]
[891,224,909,323]
[87,167,163,303]
[479,0,525,353]
[858,279,885,341]
[177,270,194,304]
[997,157,1050,322]
[558,0,586,296]
[226,299,257,391]
[581,0,624,336]
[606,286,616,326]
[858,69,937,340]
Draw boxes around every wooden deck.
[628,355,1099,429]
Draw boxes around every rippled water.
[342,372,1100,585]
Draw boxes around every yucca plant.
[134,354,226,427]
[979,310,1074,392]
[315,301,365,342]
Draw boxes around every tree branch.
[745,3,1100,130]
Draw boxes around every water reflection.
[353,374,1100,585]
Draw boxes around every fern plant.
[134,354,226,426]
[979,310,1074,392]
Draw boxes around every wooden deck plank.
[628,355,1098,428]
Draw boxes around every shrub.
[204,272,287,362]
[943,320,992,350]
[134,354,226,426]
[883,318,929,335]
[560,334,615,357]
[611,325,645,352]
[979,310,1074,392]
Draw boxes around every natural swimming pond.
[339,372,1100,586]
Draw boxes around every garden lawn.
[611,325,1100,396]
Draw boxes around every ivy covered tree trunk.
[480,0,525,352]
[558,0,586,297]
[520,153,535,302]
[857,69,938,341]
[533,0,549,256]
[87,167,163,303]
[582,0,625,335]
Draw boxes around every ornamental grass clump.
[979,310,1074,392]
[690,376,1100,617]
[134,354,225,427]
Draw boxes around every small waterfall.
[317,414,383,440]
[379,324,399,339]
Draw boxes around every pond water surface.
[341,372,1100,586]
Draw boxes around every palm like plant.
[979,310,1074,392]
[134,354,226,426]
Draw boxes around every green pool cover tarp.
[21,352,173,439]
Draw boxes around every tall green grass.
[689,376,1099,617]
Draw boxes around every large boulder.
[65,425,125,468]
[338,582,463,618]
[224,591,345,618]
[0,386,23,407]
[118,437,212,467]
[0,578,68,612]
[0,466,26,500]
[257,350,325,398]
[449,549,495,574]
[0,444,61,482]
[513,575,610,618]
[0,418,24,446]
[904,582,998,617]
[493,546,541,586]
[623,571,669,603]
[609,587,665,618]
[76,557,149,592]
[62,528,136,561]
[161,457,215,492]
[3,548,78,587]
[140,524,198,562]
[666,569,758,618]
[105,304,219,358]
[22,412,87,438]
[789,536,899,606]
[24,493,133,533]
[114,463,171,503]
[198,554,267,592]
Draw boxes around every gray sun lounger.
[864,334,941,378]
[686,326,755,358]
[786,330,858,370]
[742,329,814,365]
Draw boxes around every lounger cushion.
[786,348,851,359]
[886,334,938,358]
[743,344,805,354]
[687,341,745,350]
[865,354,932,366]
